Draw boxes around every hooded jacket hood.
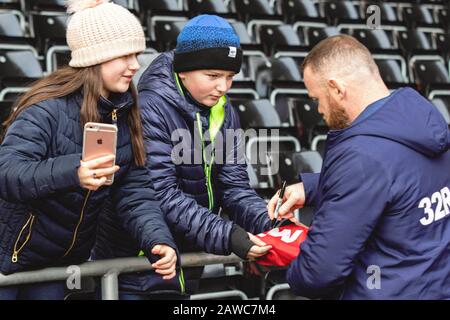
[327,87,450,157]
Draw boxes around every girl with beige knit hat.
[0,0,178,300]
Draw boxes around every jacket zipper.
[11,213,36,263]
[63,190,91,257]
[112,108,118,124]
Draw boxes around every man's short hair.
[302,34,379,78]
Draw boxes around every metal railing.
[0,252,245,300]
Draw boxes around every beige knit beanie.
[66,0,146,67]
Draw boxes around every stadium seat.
[292,97,328,146]
[232,0,276,21]
[411,58,450,93]
[397,30,432,57]
[322,0,362,25]
[431,98,450,124]
[0,100,14,130]
[235,99,281,129]
[258,24,302,56]
[153,19,187,51]
[231,0,283,44]
[186,0,231,15]
[30,11,68,53]
[436,7,449,28]
[246,132,301,195]
[138,0,182,14]
[306,26,340,47]
[0,49,42,100]
[277,0,323,24]
[231,21,253,45]
[0,0,20,10]
[45,45,70,72]
[350,29,396,50]
[0,10,25,37]
[111,0,133,10]
[26,0,66,11]
[435,32,450,60]
[266,150,322,189]
[375,59,409,84]
[399,3,437,27]
[0,49,43,80]
[311,134,327,158]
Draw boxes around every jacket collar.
[73,90,134,121]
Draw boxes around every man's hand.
[151,245,177,280]
[267,182,306,225]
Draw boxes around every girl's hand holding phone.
[78,155,120,190]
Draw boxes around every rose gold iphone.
[82,122,118,185]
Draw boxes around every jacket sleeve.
[287,150,391,299]
[217,106,271,235]
[299,172,321,207]
[110,163,178,262]
[139,92,234,255]
[0,103,81,202]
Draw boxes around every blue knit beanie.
[174,14,243,73]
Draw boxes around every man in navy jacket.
[268,35,450,299]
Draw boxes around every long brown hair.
[1,66,146,166]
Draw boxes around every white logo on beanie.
[228,46,237,58]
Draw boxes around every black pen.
[272,181,287,227]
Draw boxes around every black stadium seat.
[266,150,322,189]
[351,29,395,51]
[322,0,361,25]
[232,0,276,21]
[187,0,231,15]
[139,0,182,14]
[0,10,25,37]
[0,100,14,129]
[26,0,66,11]
[399,4,437,27]
[30,11,68,53]
[307,26,340,47]
[0,49,43,79]
[258,24,302,56]
[0,0,20,10]
[376,60,408,84]
[412,59,450,89]
[397,30,432,57]
[431,98,450,125]
[235,99,281,129]
[278,0,323,24]
[153,20,187,51]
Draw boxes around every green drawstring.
[178,267,186,294]
[138,250,185,294]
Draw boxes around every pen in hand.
[272,181,287,228]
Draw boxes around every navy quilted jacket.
[137,51,271,254]
[0,91,176,275]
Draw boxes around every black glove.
[230,224,253,259]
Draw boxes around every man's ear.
[178,72,186,80]
[327,78,346,100]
